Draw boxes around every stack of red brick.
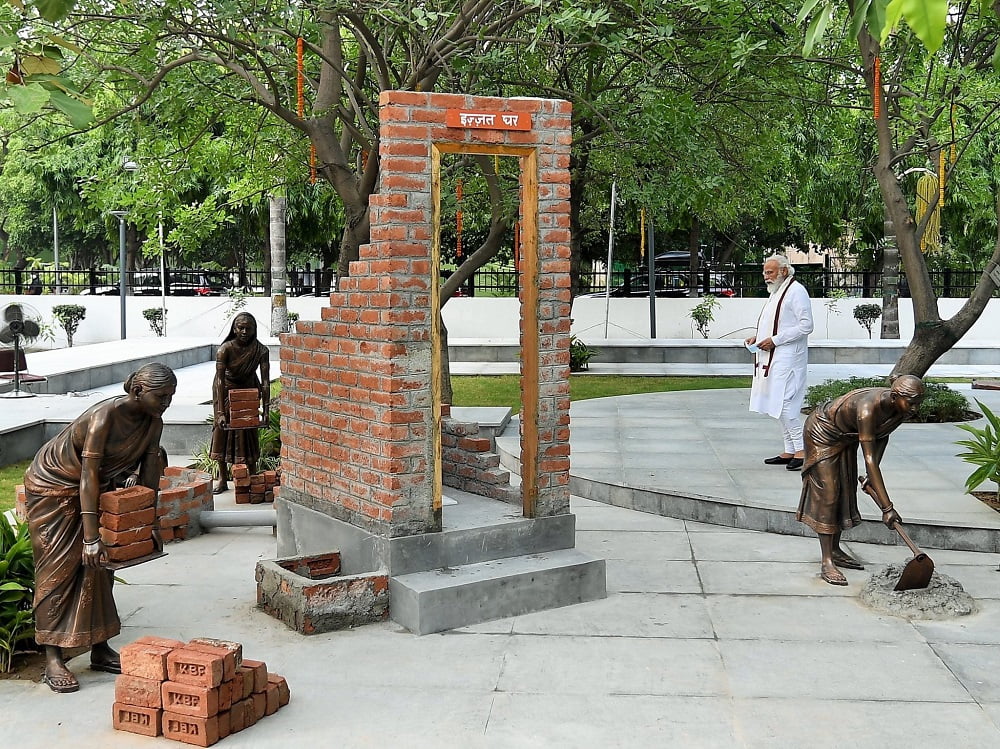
[227,388,261,428]
[232,464,280,504]
[156,466,214,542]
[113,635,290,746]
[99,486,157,563]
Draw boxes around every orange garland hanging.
[639,207,646,261]
[514,221,520,270]
[455,179,464,260]
[296,38,317,183]
[939,150,946,207]
[873,55,881,120]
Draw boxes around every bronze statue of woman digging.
[23,363,177,692]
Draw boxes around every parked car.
[583,270,735,298]
[80,271,231,296]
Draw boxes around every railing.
[0,267,332,296]
[1,264,995,298]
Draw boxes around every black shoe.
[764,455,793,465]
[786,458,804,471]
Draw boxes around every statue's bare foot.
[832,549,864,570]
[821,563,849,586]
[89,642,121,674]
[42,661,80,693]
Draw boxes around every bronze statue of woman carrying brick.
[210,312,270,493]
[23,363,177,693]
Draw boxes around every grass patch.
[0,460,29,514]
[451,375,751,413]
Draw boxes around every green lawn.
[452,374,751,413]
[0,459,29,514]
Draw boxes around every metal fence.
[1,264,994,298]
[0,267,332,296]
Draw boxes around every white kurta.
[749,277,813,419]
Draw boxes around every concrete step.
[391,493,574,576]
[389,548,607,635]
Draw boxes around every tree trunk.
[688,217,700,298]
[880,218,900,339]
[269,195,288,336]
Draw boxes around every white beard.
[766,279,780,294]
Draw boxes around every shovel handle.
[890,519,923,558]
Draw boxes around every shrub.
[688,295,720,338]
[569,336,596,372]
[51,304,86,347]
[803,377,974,423]
[853,303,882,338]
[0,517,35,673]
[955,399,1000,500]
[143,308,166,337]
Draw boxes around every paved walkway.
[3,498,999,747]
[3,341,1000,746]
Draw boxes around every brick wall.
[280,92,572,541]
[441,416,519,504]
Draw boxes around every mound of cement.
[859,563,976,620]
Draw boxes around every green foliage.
[955,399,1000,498]
[804,378,973,423]
[51,303,86,347]
[569,335,596,372]
[853,303,882,338]
[142,307,166,337]
[0,517,36,673]
[688,296,720,339]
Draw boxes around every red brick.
[264,683,279,715]
[231,464,250,479]
[133,635,185,650]
[159,486,193,503]
[229,700,247,733]
[252,691,266,720]
[267,673,290,707]
[234,667,253,699]
[162,681,220,718]
[234,492,251,505]
[217,710,231,739]
[241,659,268,693]
[167,649,225,687]
[101,507,155,531]
[188,637,242,667]
[228,388,259,403]
[112,702,161,736]
[162,713,219,747]
[100,485,155,514]
[107,539,155,562]
[121,642,173,681]
[115,674,162,708]
[184,642,237,681]
[218,679,233,712]
[100,525,153,547]
[249,474,265,485]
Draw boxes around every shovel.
[859,477,934,591]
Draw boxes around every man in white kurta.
[745,255,813,470]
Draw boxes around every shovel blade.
[894,553,934,591]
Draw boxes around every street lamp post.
[111,210,127,339]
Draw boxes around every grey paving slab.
[733,698,1000,749]
[696,560,865,596]
[575,529,693,561]
[605,559,705,594]
[496,635,727,697]
[509,591,715,638]
[707,594,926,643]
[930,643,1000,701]
[915,600,1000,644]
[689,530,846,563]
[721,639,972,701]
[571,505,687,531]
[487,694,740,749]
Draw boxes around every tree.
[795,1,1000,376]
[51,303,85,346]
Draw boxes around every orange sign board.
[445,110,532,131]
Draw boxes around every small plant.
[51,304,86,347]
[853,303,882,339]
[143,308,166,337]
[225,288,248,319]
[955,399,1000,501]
[688,295,720,339]
[804,377,974,423]
[287,312,299,324]
[569,335,596,372]
[0,517,35,673]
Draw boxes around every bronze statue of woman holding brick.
[23,363,177,693]
[210,312,270,494]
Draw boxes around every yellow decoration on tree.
[915,173,941,253]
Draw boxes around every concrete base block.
[256,550,389,635]
[390,548,606,635]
